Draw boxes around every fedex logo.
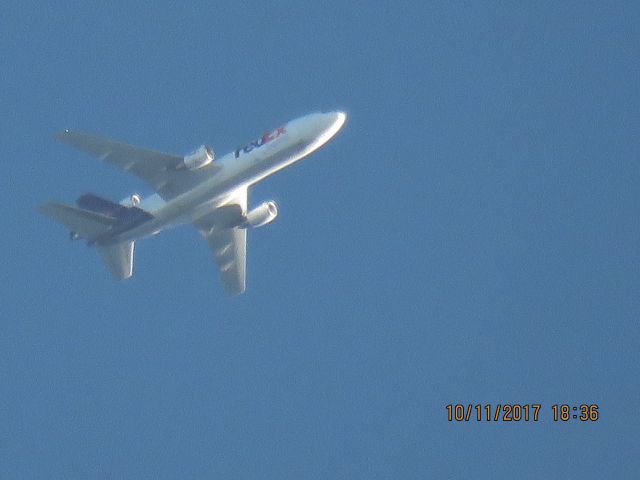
[234,126,287,159]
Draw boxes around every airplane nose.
[329,111,347,132]
[288,111,347,143]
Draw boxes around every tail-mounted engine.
[180,145,215,170]
[119,193,141,207]
[243,201,278,228]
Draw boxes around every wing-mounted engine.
[242,201,278,228]
[179,145,215,170]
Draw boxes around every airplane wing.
[193,187,248,295]
[57,130,220,199]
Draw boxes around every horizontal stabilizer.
[97,241,135,279]
[39,202,115,240]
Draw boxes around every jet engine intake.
[244,201,278,228]
[181,145,215,170]
[119,193,141,207]
[130,194,141,206]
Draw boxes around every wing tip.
[38,201,63,215]
[55,129,72,140]
[225,285,246,296]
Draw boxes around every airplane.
[40,111,347,294]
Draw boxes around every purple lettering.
[235,126,287,159]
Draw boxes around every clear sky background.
[1,1,638,478]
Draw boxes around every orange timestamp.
[446,404,600,422]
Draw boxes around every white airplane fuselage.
[114,111,346,243]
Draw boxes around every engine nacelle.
[130,194,141,206]
[119,193,141,207]
[243,201,278,228]
[181,145,215,170]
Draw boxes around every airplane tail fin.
[39,201,135,280]
[76,192,128,217]
[77,192,153,225]
[39,201,115,240]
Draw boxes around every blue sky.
[1,1,638,478]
